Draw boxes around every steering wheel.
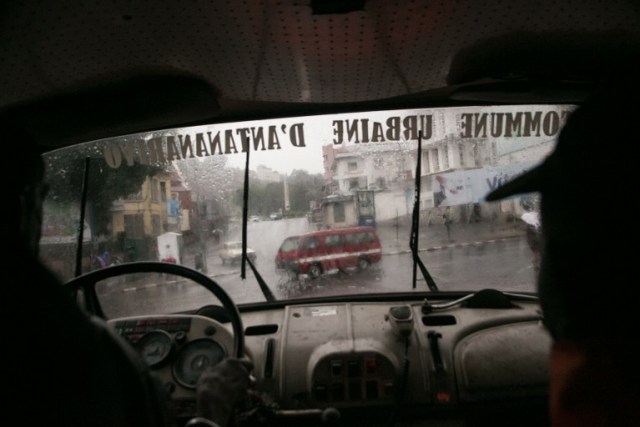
[64,261,244,358]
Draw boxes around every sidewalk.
[375,217,525,256]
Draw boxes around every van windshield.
[40,104,568,306]
[280,238,300,252]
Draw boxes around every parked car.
[275,226,382,278]
[218,241,257,265]
[249,215,261,222]
[269,212,283,220]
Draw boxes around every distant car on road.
[269,212,283,220]
[249,215,261,222]
[219,241,257,265]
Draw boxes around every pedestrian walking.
[443,212,452,241]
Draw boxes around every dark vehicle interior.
[2,1,639,426]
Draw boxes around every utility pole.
[283,175,290,214]
[193,193,208,274]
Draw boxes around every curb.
[382,234,522,256]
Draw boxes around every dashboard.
[110,293,551,426]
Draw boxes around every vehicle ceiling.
[1,0,639,152]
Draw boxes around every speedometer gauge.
[135,330,174,367]
[172,339,226,388]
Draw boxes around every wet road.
[98,217,536,318]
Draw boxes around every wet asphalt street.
[97,216,535,317]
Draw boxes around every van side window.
[305,237,320,249]
[344,233,358,244]
[325,234,343,247]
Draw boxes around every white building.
[417,135,495,208]
[323,135,501,226]
[328,143,414,194]
[255,165,282,183]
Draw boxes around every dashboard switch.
[331,359,343,377]
[331,382,345,400]
[366,380,378,399]
[349,381,362,400]
[382,380,395,397]
[365,357,377,374]
[347,360,361,377]
[313,383,328,401]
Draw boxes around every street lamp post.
[191,193,208,274]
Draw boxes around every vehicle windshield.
[279,237,300,252]
[40,105,572,311]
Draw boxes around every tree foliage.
[286,169,324,213]
[233,169,323,216]
[44,148,165,236]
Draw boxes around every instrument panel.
[110,315,233,400]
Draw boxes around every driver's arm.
[188,358,254,427]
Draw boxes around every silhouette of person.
[485,79,640,427]
[2,116,253,427]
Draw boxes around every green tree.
[230,168,323,217]
[287,169,324,214]
[44,149,165,237]
[233,180,284,216]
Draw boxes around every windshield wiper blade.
[245,256,274,301]
[241,141,276,302]
[75,157,91,277]
[410,132,438,291]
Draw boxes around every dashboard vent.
[245,324,279,335]
[422,315,457,326]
